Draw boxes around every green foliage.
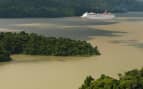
[80,68,143,89]
[80,76,94,89]
[0,46,11,62]
[119,69,143,89]
[0,0,142,17]
[0,31,100,56]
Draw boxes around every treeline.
[0,46,11,62]
[80,68,143,89]
[0,32,100,61]
[0,0,142,17]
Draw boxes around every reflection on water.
[0,18,125,40]
[11,55,92,63]
[111,40,143,49]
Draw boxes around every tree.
[0,32,100,57]
[0,0,142,18]
[80,76,94,89]
[0,46,11,62]
[80,68,143,89]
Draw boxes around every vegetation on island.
[0,46,11,62]
[0,0,142,18]
[80,68,143,89]
[0,31,100,62]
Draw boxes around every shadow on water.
[1,17,126,40]
[26,28,127,40]
[110,40,143,49]
[0,17,127,40]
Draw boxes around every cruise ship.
[81,11,115,19]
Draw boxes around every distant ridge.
[0,0,142,18]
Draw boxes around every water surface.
[0,12,143,89]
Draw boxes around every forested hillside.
[0,0,142,17]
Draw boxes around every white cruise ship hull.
[81,13,115,20]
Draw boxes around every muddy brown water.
[0,12,143,89]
